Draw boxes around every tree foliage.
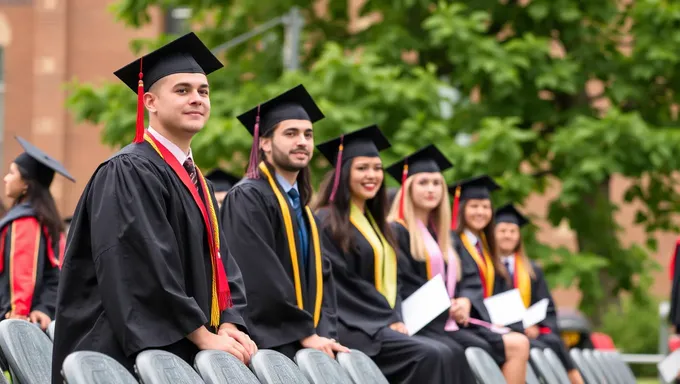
[67,0,680,323]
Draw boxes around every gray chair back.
[0,319,52,384]
[61,351,137,384]
[464,347,506,384]
[249,349,310,384]
[526,362,540,384]
[336,349,388,384]
[294,349,352,384]
[194,350,259,384]
[603,351,635,384]
[580,349,608,384]
[46,322,56,342]
[135,350,204,384]
[529,348,559,384]
[542,348,571,384]
[568,348,599,384]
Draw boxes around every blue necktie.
[504,259,513,280]
[287,189,309,267]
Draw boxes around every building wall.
[0,0,672,311]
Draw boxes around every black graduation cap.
[385,144,452,183]
[237,84,324,137]
[113,32,223,144]
[448,174,501,201]
[316,124,391,166]
[114,32,223,93]
[205,169,241,193]
[495,204,529,227]
[13,137,75,188]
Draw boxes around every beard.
[271,143,310,172]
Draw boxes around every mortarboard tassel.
[451,186,461,230]
[134,58,145,144]
[246,105,261,179]
[329,135,344,202]
[398,162,408,220]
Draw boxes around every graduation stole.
[512,254,532,308]
[143,133,230,329]
[350,203,397,308]
[258,162,323,327]
[460,232,495,298]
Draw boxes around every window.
[164,7,192,35]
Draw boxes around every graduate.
[205,168,240,209]
[0,137,73,329]
[494,204,584,384]
[449,175,530,384]
[222,85,348,359]
[51,32,253,382]
[386,145,496,383]
[313,126,457,384]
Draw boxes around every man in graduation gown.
[222,85,348,359]
[52,32,254,382]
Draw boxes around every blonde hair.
[387,173,462,280]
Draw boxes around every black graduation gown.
[51,141,248,382]
[493,259,575,370]
[221,175,337,358]
[0,203,60,319]
[390,221,478,382]
[669,239,680,330]
[452,232,507,364]
[317,208,456,384]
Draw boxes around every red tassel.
[246,105,261,179]
[216,257,232,310]
[398,162,408,220]
[671,237,680,281]
[539,326,552,335]
[134,57,145,144]
[451,186,461,230]
[329,135,344,202]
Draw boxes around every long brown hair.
[312,159,396,253]
[453,199,508,281]
[257,123,313,206]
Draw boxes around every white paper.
[401,274,451,336]
[522,298,549,328]
[483,289,526,326]
[658,349,680,383]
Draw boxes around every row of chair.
[0,319,388,384]
[466,344,637,384]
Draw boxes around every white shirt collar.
[502,255,515,274]
[147,127,193,165]
[464,229,479,245]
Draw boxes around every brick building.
[0,0,673,309]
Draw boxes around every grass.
[638,378,660,384]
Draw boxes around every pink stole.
[417,220,459,331]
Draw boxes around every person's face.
[464,198,493,232]
[144,73,211,136]
[410,172,444,212]
[495,222,521,254]
[261,119,313,172]
[4,163,27,200]
[349,156,383,202]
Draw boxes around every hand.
[389,322,408,335]
[449,298,471,326]
[524,325,540,339]
[4,311,27,321]
[218,323,258,357]
[28,310,51,331]
[300,334,350,358]
[189,326,250,364]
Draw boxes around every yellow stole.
[460,232,495,298]
[513,253,532,308]
[258,162,323,326]
[350,203,397,308]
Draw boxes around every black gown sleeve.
[453,234,492,322]
[316,254,339,339]
[532,264,559,332]
[33,256,59,318]
[222,185,316,341]
[88,156,208,356]
[670,240,680,328]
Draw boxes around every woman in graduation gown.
[449,175,530,384]
[494,204,584,384]
[385,145,496,383]
[0,137,73,330]
[313,126,458,384]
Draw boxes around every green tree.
[68,0,680,325]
